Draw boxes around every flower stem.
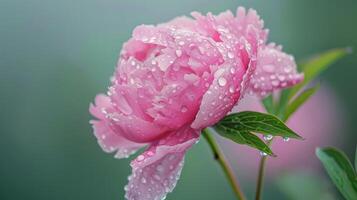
[202,128,246,200]
[254,140,273,200]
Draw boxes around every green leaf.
[283,84,320,121]
[219,111,303,139]
[214,125,274,156]
[289,47,350,100]
[316,147,357,200]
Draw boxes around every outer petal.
[89,95,145,158]
[125,126,199,200]
[191,62,246,129]
[248,44,304,96]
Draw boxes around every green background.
[1,0,356,199]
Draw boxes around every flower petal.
[191,62,246,129]
[89,95,145,158]
[125,126,199,200]
[248,44,304,96]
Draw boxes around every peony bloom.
[89,7,303,200]
[221,85,345,177]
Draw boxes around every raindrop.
[263,134,273,141]
[227,52,234,58]
[154,174,161,180]
[284,67,292,73]
[141,177,147,184]
[272,80,280,87]
[175,49,182,57]
[278,75,286,81]
[262,64,275,73]
[218,77,227,87]
[260,151,268,157]
[137,155,145,161]
[181,106,188,113]
[230,67,236,74]
[178,41,185,46]
[156,165,164,172]
[229,86,235,93]
[283,137,290,142]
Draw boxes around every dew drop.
[263,134,273,141]
[272,80,280,87]
[178,41,185,46]
[262,64,275,73]
[283,137,290,142]
[230,67,236,74]
[227,52,234,59]
[137,155,145,161]
[284,67,292,73]
[278,75,286,81]
[229,86,235,93]
[156,165,164,172]
[218,77,227,87]
[154,174,161,180]
[181,106,188,113]
[175,49,182,57]
[141,177,147,184]
[260,151,268,157]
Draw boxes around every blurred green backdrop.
[1,0,356,199]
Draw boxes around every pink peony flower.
[89,7,303,200]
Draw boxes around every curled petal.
[125,126,199,200]
[248,45,304,96]
[191,62,246,129]
[89,95,145,158]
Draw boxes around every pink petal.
[248,44,304,96]
[191,62,246,129]
[89,95,145,158]
[125,126,199,200]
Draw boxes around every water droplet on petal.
[230,67,236,74]
[283,137,290,142]
[278,75,286,81]
[175,49,182,57]
[141,177,147,184]
[229,86,235,93]
[272,80,280,87]
[154,174,161,180]
[156,165,164,172]
[218,77,227,87]
[147,151,154,156]
[178,41,185,46]
[227,52,234,58]
[262,64,275,73]
[284,67,292,73]
[137,155,145,161]
[181,106,188,113]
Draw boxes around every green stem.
[254,140,273,200]
[202,128,246,200]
